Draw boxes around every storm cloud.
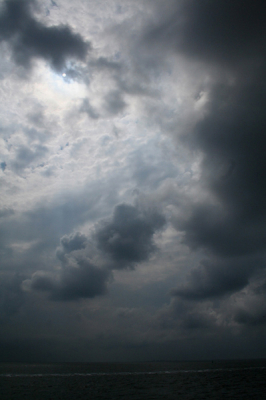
[144,0,266,309]
[1,0,266,362]
[146,0,266,68]
[30,261,110,301]
[0,0,89,70]
[27,231,110,301]
[56,231,88,262]
[27,202,165,300]
[172,256,265,301]
[95,203,165,268]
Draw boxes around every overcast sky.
[1,0,266,362]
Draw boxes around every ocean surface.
[0,359,266,399]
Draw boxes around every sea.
[0,359,266,399]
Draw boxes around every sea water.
[0,359,265,399]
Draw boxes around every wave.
[1,366,265,378]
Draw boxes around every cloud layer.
[1,0,266,361]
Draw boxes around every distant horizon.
[1,358,266,363]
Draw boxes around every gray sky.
[1,0,266,362]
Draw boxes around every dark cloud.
[28,231,110,301]
[0,0,89,71]
[171,256,265,301]
[60,232,87,254]
[146,0,266,68]
[0,181,117,277]
[26,201,165,301]
[178,200,266,258]
[232,277,266,327]
[174,75,266,302]
[95,203,165,268]
[56,231,88,262]
[157,297,215,332]
[144,1,266,308]
[195,81,266,218]
[234,307,266,327]
[30,260,110,301]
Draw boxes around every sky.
[1,0,266,362]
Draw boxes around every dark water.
[0,359,266,399]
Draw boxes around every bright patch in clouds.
[36,66,87,104]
